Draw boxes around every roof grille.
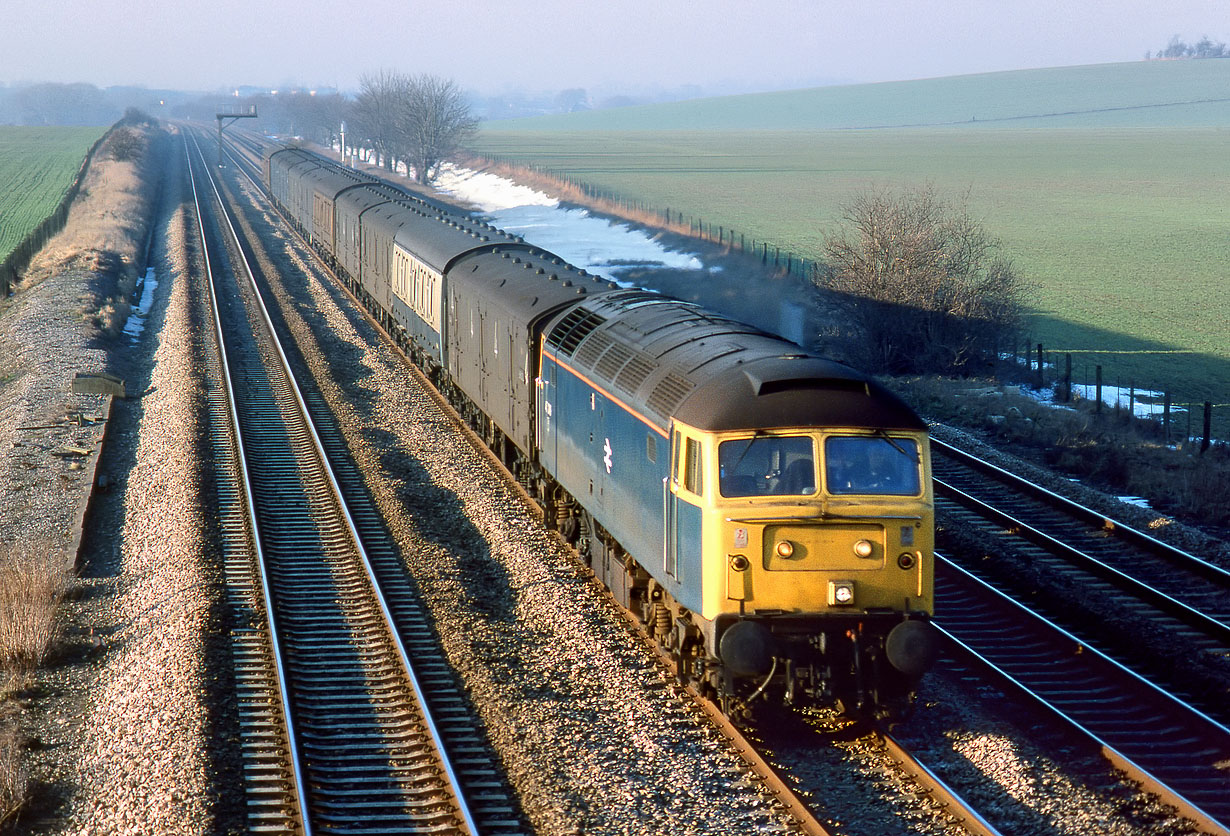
[595,342,634,381]
[647,372,695,419]
[546,308,607,357]
[575,330,613,368]
[615,355,656,394]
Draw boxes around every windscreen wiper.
[875,428,920,464]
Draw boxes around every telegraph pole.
[216,104,258,167]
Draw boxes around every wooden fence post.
[1202,401,1212,453]
[1164,393,1171,444]
[1095,366,1103,414]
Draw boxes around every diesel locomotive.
[263,145,939,719]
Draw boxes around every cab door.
[665,426,680,579]
[665,427,707,592]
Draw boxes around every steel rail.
[185,135,312,834]
[878,732,1006,836]
[189,131,482,834]
[934,552,1230,836]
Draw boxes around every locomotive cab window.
[682,436,704,496]
[718,434,815,497]
[824,435,921,496]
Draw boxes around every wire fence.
[1007,338,1227,449]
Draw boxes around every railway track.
[932,437,1230,634]
[931,438,1230,715]
[185,130,523,834]
[227,138,1016,836]
[932,551,1230,835]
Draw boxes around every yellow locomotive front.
[715,428,933,616]
[669,419,938,718]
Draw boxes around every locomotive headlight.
[853,539,874,559]
[828,580,855,606]
[775,540,795,559]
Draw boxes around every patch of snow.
[123,266,158,340]
[432,164,559,211]
[1070,382,1183,420]
[424,163,705,284]
[482,204,704,284]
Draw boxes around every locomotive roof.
[544,290,924,433]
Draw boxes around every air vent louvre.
[647,372,696,419]
[546,308,607,357]
[615,355,656,394]
[575,330,613,368]
[595,343,634,381]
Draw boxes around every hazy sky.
[3,0,1227,94]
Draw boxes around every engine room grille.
[595,342,634,381]
[574,330,613,369]
[647,372,696,420]
[615,355,657,395]
[547,308,607,357]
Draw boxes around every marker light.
[775,540,795,558]
[828,580,855,606]
[853,539,874,559]
[898,552,917,570]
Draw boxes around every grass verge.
[0,544,73,825]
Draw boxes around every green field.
[0,126,105,264]
[472,60,1230,418]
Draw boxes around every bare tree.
[350,69,411,171]
[398,74,478,185]
[816,184,1030,375]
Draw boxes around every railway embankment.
[0,120,189,829]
